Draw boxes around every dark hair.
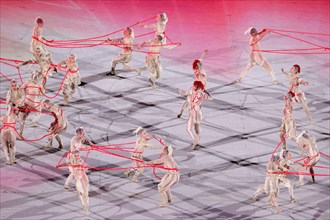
[302,130,310,139]
[76,127,85,134]
[250,28,258,35]
[43,99,50,105]
[282,150,290,159]
[271,155,280,162]
[156,35,163,42]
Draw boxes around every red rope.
[55,136,178,175]
[17,68,24,84]
[0,120,60,142]
[320,152,330,159]
[152,137,167,179]
[38,69,69,99]
[270,29,326,49]
[269,135,286,162]
[0,71,11,81]
[268,171,330,177]
[269,29,330,37]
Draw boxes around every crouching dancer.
[145,145,179,207]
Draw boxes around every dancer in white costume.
[252,155,280,214]
[279,91,296,150]
[142,12,168,44]
[42,99,67,150]
[281,64,313,123]
[124,127,154,183]
[18,46,56,88]
[107,27,140,76]
[178,81,213,149]
[277,149,297,203]
[140,35,180,88]
[145,145,179,207]
[20,72,45,128]
[0,105,17,165]
[30,17,51,55]
[177,49,208,118]
[57,54,81,105]
[295,130,320,185]
[64,127,92,189]
[71,149,90,215]
[236,27,278,84]
[6,80,24,115]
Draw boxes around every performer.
[277,149,297,203]
[106,27,140,76]
[20,72,45,128]
[124,127,154,183]
[142,12,168,44]
[295,130,320,185]
[177,49,208,118]
[0,105,17,165]
[18,46,56,88]
[145,145,179,207]
[281,64,313,123]
[30,16,51,55]
[236,27,278,84]
[6,79,25,115]
[139,35,180,88]
[57,54,81,105]
[178,81,213,149]
[71,149,90,215]
[64,127,92,189]
[252,155,280,214]
[42,99,67,150]
[279,92,296,150]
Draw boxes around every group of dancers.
[1,13,183,215]
[0,14,322,216]
[237,28,319,214]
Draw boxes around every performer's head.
[76,127,86,139]
[281,150,291,160]
[250,28,258,36]
[134,127,148,138]
[284,90,295,101]
[164,145,173,156]
[193,80,205,91]
[157,12,168,23]
[42,99,51,109]
[301,130,310,139]
[193,60,202,70]
[68,54,76,63]
[124,27,134,38]
[155,35,163,43]
[34,46,42,55]
[73,149,81,160]
[35,17,44,27]
[271,154,280,163]
[292,64,301,74]
[10,79,17,89]
[31,71,38,81]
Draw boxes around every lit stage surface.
[0,1,329,219]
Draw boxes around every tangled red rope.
[32,16,180,53]
[56,137,178,179]
[0,57,71,100]
[267,136,330,176]
[0,118,60,142]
